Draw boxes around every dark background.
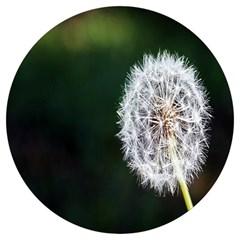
[7,7,233,233]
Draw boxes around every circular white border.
[1,1,239,239]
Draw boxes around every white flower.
[117,51,212,196]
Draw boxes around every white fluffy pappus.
[117,51,212,196]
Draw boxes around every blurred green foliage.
[7,7,233,233]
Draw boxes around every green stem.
[168,138,193,211]
[179,180,193,211]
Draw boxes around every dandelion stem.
[168,139,193,211]
[179,180,193,211]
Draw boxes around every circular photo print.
[7,7,233,233]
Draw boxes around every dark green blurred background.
[7,7,233,233]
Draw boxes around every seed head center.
[155,100,177,139]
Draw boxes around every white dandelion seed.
[117,51,212,210]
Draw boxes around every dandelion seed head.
[117,51,212,195]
